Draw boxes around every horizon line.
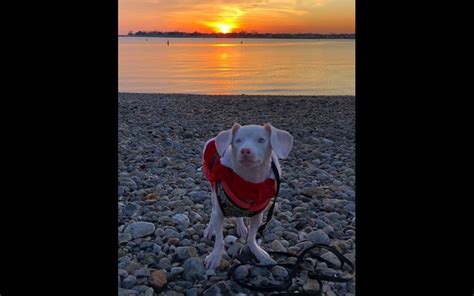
[125,30,355,34]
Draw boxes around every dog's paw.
[236,220,248,239]
[205,247,224,270]
[203,224,215,239]
[249,243,276,265]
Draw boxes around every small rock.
[133,267,150,278]
[233,265,250,280]
[186,287,198,296]
[305,167,318,174]
[154,228,165,237]
[180,239,192,246]
[122,275,137,289]
[120,177,137,190]
[283,231,298,241]
[321,138,334,144]
[167,237,180,245]
[264,232,279,242]
[321,203,335,212]
[171,188,187,196]
[174,280,193,289]
[196,242,210,254]
[170,266,184,275]
[203,281,231,296]
[316,219,329,228]
[296,241,314,251]
[119,233,132,243]
[148,270,167,291]
[160,157,172,166]
[164,291,184,296]
[163,228,180,238]
[326,288,337,296]
[172,213,190,226]
[182,257,206,281]
[325,212,340,220]
[250,275,269,287]
[144,287,154,296]
[303,278,320,293]
[189,191,207,202]
[271,240,287,252]
[139,253,157,265]
[321,251,340,266]
[158,257,171,270]
[144,192,160,201]
[220,258,230,269]
[153,244,162,254]
[224,235,238,245]
[124,222,156,239]
[118,288,139,296]
[206,269,216,277]
[333,240,351,253]
[323,225,335,235]
[271,265,289,279]
[124,203,142,216]
[307,230,330,245]
[176,246,197,260]
[132,285,152,293]
[118,185,125,196]
[301,186,328,198]
[120,261,141,274]
[118,269,128,279]
[189,211,203,223]
[227,243,243,257]
[344,202,355,212]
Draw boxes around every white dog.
[201,123,294,270]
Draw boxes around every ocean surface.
[119,37,355,95]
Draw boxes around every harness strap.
[258,160,281,235]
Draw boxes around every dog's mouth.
[239,158,257,167]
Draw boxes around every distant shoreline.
[119,32,355,40]
[118,92,355,98]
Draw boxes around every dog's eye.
[235,139,241,143]
[258,138,266,143]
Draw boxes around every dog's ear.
[215,123,241,156]
[264,123,293,159]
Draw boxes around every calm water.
[119,37,355,95]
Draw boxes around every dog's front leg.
[236,217,248,239]
[247,211,277,265]
[204,191,225,270]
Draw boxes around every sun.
[215,23,232,34]
[202,19,238,34]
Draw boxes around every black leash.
[228,242,355,295]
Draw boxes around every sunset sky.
[119,0,355,35]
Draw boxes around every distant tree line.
[125,30,355,39]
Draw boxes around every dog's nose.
[241,148,252,155]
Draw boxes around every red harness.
[203,140,277,214]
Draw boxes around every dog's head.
[215,123,293,169]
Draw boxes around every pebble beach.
[118,93,356,296]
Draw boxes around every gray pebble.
[307,230,330,245]
[176,246,197,260]
[124,222,156,239]
[122,275,137,289]
[271,265,289,279]
[182,257,206,281]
